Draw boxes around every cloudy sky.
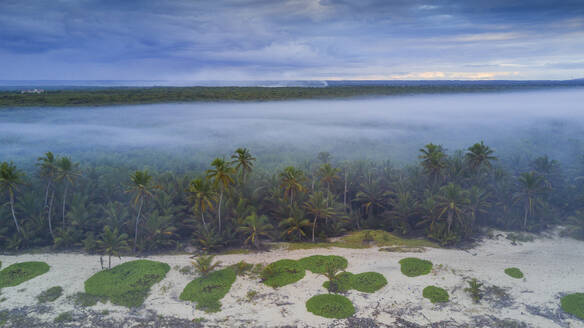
[1,0,583,81]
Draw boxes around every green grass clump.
[306,294,355,319]
[73,292,105,307]
[561,293,584,320]
[323,271,387,293]
[37,286,63,303]
[261,259,305,287]
[399,258,433,277]
[423,286,449,303]
[0,262,50,288]
[84,260,170,308]
[179,268,236,312]
[298,255,348,274]
[351,272,387,293]
[504,267,524,279]
[54,312,73,323]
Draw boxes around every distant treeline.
[2,82,584,107]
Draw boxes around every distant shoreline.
[1,82,584,108]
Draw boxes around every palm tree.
[127,170,155,253]
[187,178,216,230]
[237,212,273,249]
[513,172,546,231]
[97,226,130,269]
[437,183,469,235]
[37,152,58,238]
[279,206,311,241]
[191,255,221,276]
[467,186,491,235]
[206,158,235,233]
[279,166,306,205]
[0,162,24,233]
[317,163,340,196]
[466,141,497,170]
[419,143,447,184]
[387,191,416,235]
[231,148,256,183]
[55,156,81,229]
[304,191,334,242]
[353,180,386,224]
[417,192,441,233]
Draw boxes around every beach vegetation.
[37,286,63,303]
[423,286,449,303]
[179,267,236,312]
[298,255,348,274]
[399,258,433,277]
[504,267,524,279]
[560,293,584,320]
[465,278,484,303]
[84,259,170,307]
[260,259,305,287]
[306,294,355,319]
[191,255,221,276]
[54,312,73,323]
[0,262,50,288]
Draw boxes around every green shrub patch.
[399,258,432,277]
[423,286,449,303]
[179,268,236,312]
[504,268,524,279]
[323,271,387,293]
[84,260,170,308]
[298,255,348,274]
[306,294,355,319]
[37,286,63,303]
[561,293,584,320]
[0,262,50,288]
[261,259,305,287]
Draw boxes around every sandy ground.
[1,229,584,328]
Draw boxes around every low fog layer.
[1,89,583,170]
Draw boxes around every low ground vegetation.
[37,286,63,303]
[84,260,170,307]
[306,294,355,319]
[504,267,524,279]
[423,286,449,303]
[399,258,433,277]
[0,262,50,288]
[179,267,237,312]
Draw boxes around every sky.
[1,0,583,81]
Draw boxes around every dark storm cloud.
[0,0,583,80]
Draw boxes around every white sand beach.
[1,230,583,327]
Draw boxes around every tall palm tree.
[0,162,24,233]
[206,158,235,233]
[231,148,256,183]
[280,166,306,205]
[513,172,546,231]
[437,183,469,235]
[187,178,217,230]
[127,170,155,253]
[237,212,273,249]
[97,226,130,269]
[417,191,441,233]
[55,156,80,229]
[37,152,58,238]
[467,186,491,234]
[466,141,497,170]
[317,163,340,196]
[387,191,416,235]
[353,180,386,222]
[304,191,334,242]
[419,143,447,185]
[279,206,311,241]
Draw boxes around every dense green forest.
[2,83,584,107]
[1,144,583,254]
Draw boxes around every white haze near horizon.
[1,88,583,170]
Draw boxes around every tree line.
[1,143,583,255]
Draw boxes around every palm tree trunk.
[48,191,55,238]
[133,197,144,253]
[201,209,207,230]
[447,210,453,234]
[312,215,318,242]
[523,204,529,231]
[218,190,223,233]
[9,192,21,233]
[62,183,69,229]
[343,169,348,214]
[43,180,51,209]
